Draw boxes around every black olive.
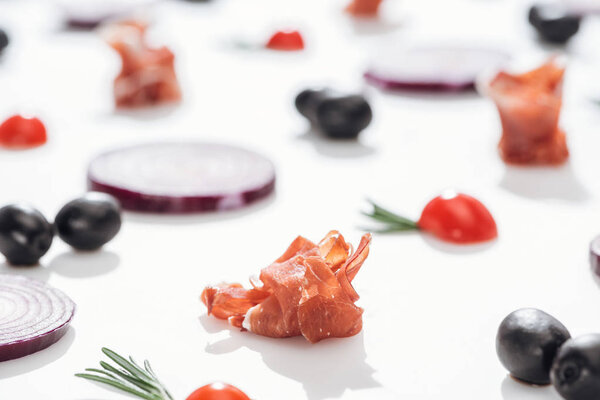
[55,192,122,251]
[528,5,581,44]
[295,88,328,122]
[0,29,9,54]
[496,308,571,385]
[551,334,600,400]
[0,204,54,266]
[295,88,373,140]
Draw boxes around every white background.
[1,0,600,399]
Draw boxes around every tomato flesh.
[186,383,250,400]
[417,192,497,244]
[266,30,304,51]
[0,115,47,149]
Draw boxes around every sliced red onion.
[0,275,75,362]
[590,235,600,276]
[88,142,276,213]
[563,0,600,15]
[60,0,152,29]
[365,46,510,92]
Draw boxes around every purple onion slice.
[60,0,152,29]
[365,46,510,92]
[88,142,276,214]
[0,275,76,362]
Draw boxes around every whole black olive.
[295,88,372,139]
[55,192,122,251]
[551,334,600,400]
[496,308,571,385]
[528,5,581,44]
[0,204,54,266]
[295,88,329,122]
[0,29,9,54]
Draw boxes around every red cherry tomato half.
[266,30,304,51]
[186,383,251,400]
[0,115,47,149]
[417,192,498,244]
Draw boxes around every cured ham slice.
[484,59,568,165]
[346,0,383,17]
[104,21,182,108]
[201,231,372,343]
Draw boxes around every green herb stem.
[361,199,420,233]
[76,348,174,400]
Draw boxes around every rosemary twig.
[76,348,174,400]
[361,199,420,233]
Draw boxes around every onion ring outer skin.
[0,275,76,362]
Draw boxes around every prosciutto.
[346,0,383,17]
[201,231,372,343]
[104,21,182,108]
[485,59,568,165]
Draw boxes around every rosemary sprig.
[361,199,420,233]
[76,348,174,400]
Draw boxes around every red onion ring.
[0,275,76,362]
[365,45,510,92]
[87,142,276,214]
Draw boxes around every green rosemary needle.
[361,199,420,233]
[76,348,174,400]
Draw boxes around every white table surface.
[1,0,600,399]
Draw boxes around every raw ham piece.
[201,231,372,343]
[484,59,568,165]
[346,0,383,16]
[104,21,181,108]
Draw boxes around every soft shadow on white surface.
[500,164,590,202]
[0,327,76,379]
[111,103,180,120]
[532,37,583,57]
[420,234,497,254]
[500,376,562,400]
[296,129,377,159]
[0,251,119,280]
[377,88,481,101]
[77,379,139,399]
[0,262,51,282]
[124,194,276,225]
[201,315,380,400]
[48,250,120,278]
[349,17,405,35]
[589,260,600,289]
[363,232,496,255]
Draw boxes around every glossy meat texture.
[104,21,181,108]
[201,231,372,343]
[486,59,568,165]
[346,0,383,16]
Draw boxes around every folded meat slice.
[486,58,568,165]
[201,283,269,327]
[297,256,365,343]
[104,21,182,108]
[201,231,372,343]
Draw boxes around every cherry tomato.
[186,383,250,400]
[266,30,304,51]
[417,191,497,244]
[0,115,47,149]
